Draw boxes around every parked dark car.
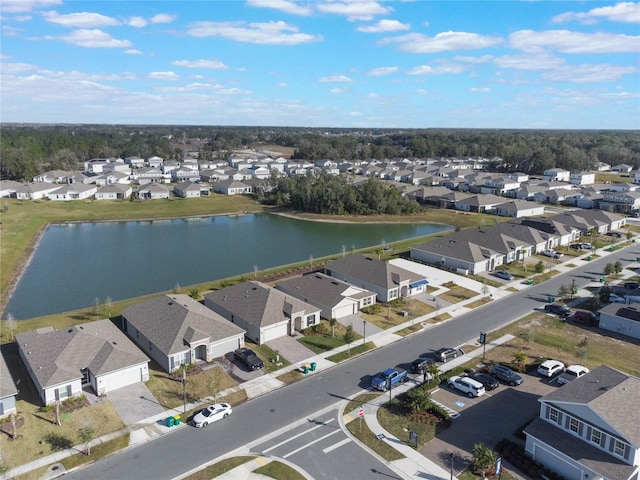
[493,270,514,281]
[624,281,640,290]
[490,364,524,386]
[544,303,572,317]
[410,357,433,374]
[468,372,499,391]
[606,232,623,238]
[233,348,264,371]
[434,347,459,363]
[570,310,598,326]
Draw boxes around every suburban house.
[543,168,571,182]
[95,184,133,200]
[524,365,640,480]
[14,182,61,200]
[455,193,505,213]
[570,172,596,186]
[597,304,640,341]
[138,182,170,200]
[0,180,23,198]
[0,354,18,418]
[612,164,633,174]
[204,281,321,345]
[275,272,377,320]
[212,179,254,195]
[47,184,98,201]
[494,200,545,218]
[324,255,428,302]
[599,191,640,214]
[122,294,246,373]
[173,181,202,198]
[15,320,150,405]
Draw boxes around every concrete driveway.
[106,382,167,426]
[266,333,317,365]
[421,371,557,471]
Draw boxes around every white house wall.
[0,396,16,418]
[526,437,584,480]
[598,313,640,340]
[43,380,83,405]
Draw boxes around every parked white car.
[557,365,589,385]
[447,376,486,398]
[542,249,563,259]
[609,293,626,304]
[192,403,232,427]
[537,360,565,378]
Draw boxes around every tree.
[189,288,201,300]
[472,442,498,474]
[253,264,258,280]
[614,261,623,274]
[535,261,545,274]
[599,285,611,304]
[103,296,113,317]
[78,424,95,456]
[514,351,528,372]
[329,318,337,338]
[576,337,589,361]
[5,313,16,341]
[93,297,100,320]
[407,387,433,412]
[604,263,615,276]
[173,282,181,294]
[343,325,356,354]
[481,282,490,302]
[55,401,61,426]
[558,284,570,300]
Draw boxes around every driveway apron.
[106,382,166,426]
[266,334,317,365]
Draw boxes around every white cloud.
[380,31,502,53]
[47,29,132,48]
[317,1,391,21]
[407,64,465,75]
[14,15,32,21]
[416,89,429,94]
[2,25,23,36]
[127,16,147,28]
[469,87,490,92]
[542,64,637,83]
[0,62,39,73]
[150,13,176,24]
[329,87,347,93]
[357,19,410,33]
[247,0,313,16]
[277,82,288,87]
[148,71,180,81]
[367,66,398,76]
[1,0,61,13]
[319,74,353,82]
[494,53,565,70]
[171,59,228,69]
[509,30,640,53]
[42,10,120,28]
[125,49,143,55]
[454,55,493,64]
[187,20,322,45]
[552,2,640,24]
[349,111,362,116]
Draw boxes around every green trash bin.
[173,415,181,425]
[303,365,309,374]
[310,362,317,372]
[166,416,175,427]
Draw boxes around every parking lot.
[422,371,558,472]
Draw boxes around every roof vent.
[68,329,73,333]
[112,341,117,345]
[168,301,174,305]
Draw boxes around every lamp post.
[363,320,367,347]
[450,452,455,480]
[182,369,187,414]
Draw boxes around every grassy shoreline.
[0,197,491,324]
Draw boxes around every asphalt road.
[68,243,640,480]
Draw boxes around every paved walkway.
[8,237,636,480]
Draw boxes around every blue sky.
[1,0,639,129]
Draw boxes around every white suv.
[447,376,486,398]
[537,360,565,378]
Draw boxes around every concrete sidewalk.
[8,237,637,480]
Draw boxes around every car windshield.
[202,408,214,417]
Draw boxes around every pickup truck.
[234,348,264,371]
[371,368,407,391]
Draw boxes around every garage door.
[333,304,355,319]
[100,366,145,393]
[262,323,289,343]
[533,445,581,480]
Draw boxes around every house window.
[569,418,580,434]
[613,439,626,456]
[548,407,559,424]
[81,368,90,385]
[307,314,317,326]
[56,385,71,401]
[591,429,603,447]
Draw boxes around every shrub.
[312,322,327,334]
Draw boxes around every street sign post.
[358,406,364,431]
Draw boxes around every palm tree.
[472,442,498,474]
[329,318,337,338]
[514,351,528,372]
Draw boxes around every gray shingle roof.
[204,281,317,328]
[324,255,418,289]
[0,353,18,399]
[15,320,149,389]
[525,418,636,480]
[122,294,245,355]
[275,272,375,308]
[541,365,640,446]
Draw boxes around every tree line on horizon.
[1,124,639,182]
